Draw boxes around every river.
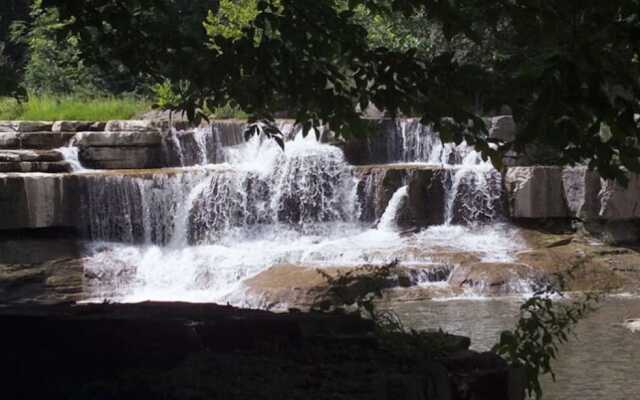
[396,296,640,399]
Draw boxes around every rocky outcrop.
[506,166,640,242]
[505,167,570,218]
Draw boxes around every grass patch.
[0,95,151,121]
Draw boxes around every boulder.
[505,167,570,218]
[52,121,106,132]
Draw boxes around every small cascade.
[377,185,408,231]
[78,171,210,244]
[55,145,85,172]
[165,126,220,167]
[444,152,504,225]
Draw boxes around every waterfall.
[188,132,359,244]
[75,118,525,304]
[78,170,210,244]
[443,152,504,225]
[377,185,408,231]
[80,131,359,246]
[55,146,85,172]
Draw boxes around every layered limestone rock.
[507,166,640,220]
[0,150,72,173]
[0,174,75,230]
[505,167,570,218]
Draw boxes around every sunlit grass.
[0,95,151,121]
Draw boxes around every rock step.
[0,161,72,173]
[0,132,75,149]
[0,150,64,162]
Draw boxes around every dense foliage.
[45,0,640,183]
[0,1,29,100]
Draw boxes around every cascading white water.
[377,185,408,231]
[443,152,504,225]
[55,140,86,172]
[79,119,527,304]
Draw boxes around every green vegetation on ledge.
[0,95,150,121]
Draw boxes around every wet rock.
[211,120,249,147]
[505,167,570,218]
[516,229,640,291]
[0,258,86,304]
[402,167,449,227]
[449,262,543,295]
[239,265,329,309]
[354,164,414,222]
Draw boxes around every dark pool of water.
[393,296,640,400]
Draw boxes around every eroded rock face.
[505,167,570,218]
